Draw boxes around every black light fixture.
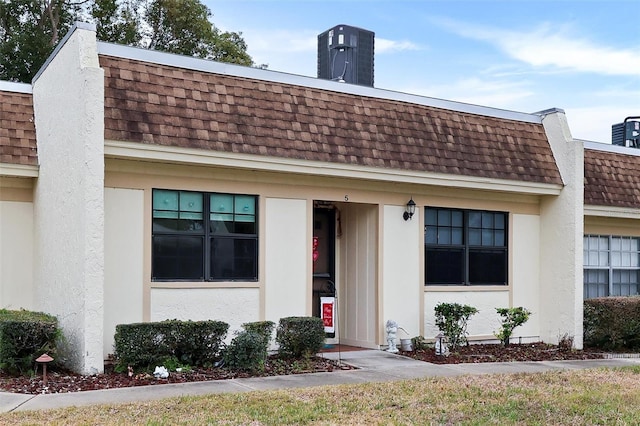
[403,197,416,221]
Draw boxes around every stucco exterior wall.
[381,204,421,342]
[424,291,510,340]
[511,213,541,339]
[32,25,105,373]
[0,200,34,310]
[150,288,259,336]
[104,188,144,357]
[539,110,584,348]
[264,198,308,322]
[584,215,640,237]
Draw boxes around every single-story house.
[1,23,638,374]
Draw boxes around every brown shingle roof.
[584,148,640,209]
[100,56,562,185]
[0,90,37,166]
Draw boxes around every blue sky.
[206,0,639,143]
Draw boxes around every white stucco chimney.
[32,23,105,374]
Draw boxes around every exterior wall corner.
[538,110,584,348]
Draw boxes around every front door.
[312,206,336,336]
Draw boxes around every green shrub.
[114,319,228,371]
[584,297,640,350]
[411,335,431,351]
[224,330,268,372]
[0,309,60,375]
[434,303,478,351]
[276,316,325,359]
[495,307,531,347]
[242,320,275,347]
[168,320,229,366]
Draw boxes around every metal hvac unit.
[612,118,640,148]
[317,25,374,87]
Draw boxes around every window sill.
[150,281,261,289]
[424,285,510,292]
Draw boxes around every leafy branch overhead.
[0,0,254,83]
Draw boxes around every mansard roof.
[99,50,563,186]
[584,144,640,209]
[0,85,37,166]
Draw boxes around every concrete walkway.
[2,350,639,413]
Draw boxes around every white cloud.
[376,38,422,53]
[435,19,640,76]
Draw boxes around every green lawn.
[2,366,640,425]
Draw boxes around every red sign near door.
[320,297,335,333]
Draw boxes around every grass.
[2,366,640,425]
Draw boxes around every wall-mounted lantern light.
[403,197,416,221]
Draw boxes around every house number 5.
[344,195,349,201]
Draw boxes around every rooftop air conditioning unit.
[612,118,640,148]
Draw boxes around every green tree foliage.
[91,0,141,45]
[0,0,81,82]
[1,0,253,83]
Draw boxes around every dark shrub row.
[584,296,640,350]
[0,309,60,374]
[114,319,229,370]
[114,316,326,372]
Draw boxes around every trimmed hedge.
[242,320,275,345]
[0,309,60,375]
[584,296,640,350]
[276,316,325,359]
[114,319,228,370]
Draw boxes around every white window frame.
[584,235,640,298]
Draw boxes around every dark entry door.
[312,207,336,329]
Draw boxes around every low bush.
[224,331,268,372]
[222,321,275,373]
[114,319,228,371]
[434,303,478,351]
[411,335,431,351]
[276,316,325,359]
[495,307,531,347]
[0,309,60,375]
[584,297,640,350]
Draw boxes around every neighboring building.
[583,143,640,299]
[0,23,636,374]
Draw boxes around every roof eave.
[0,163,39,178]
[105,139,563,196]
[584,204,640,219]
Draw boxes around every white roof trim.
[584,205,640,219]
[97,42,543,124]
[0,81,32,94]
[583,140,640,157]
[0,163,39,178]
[105,139,562,196]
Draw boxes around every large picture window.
[425,207,507,285]
[584,235,640,298]
[152,189,258,281]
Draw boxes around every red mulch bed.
[401,342,606,364]
[0,355,353,395]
